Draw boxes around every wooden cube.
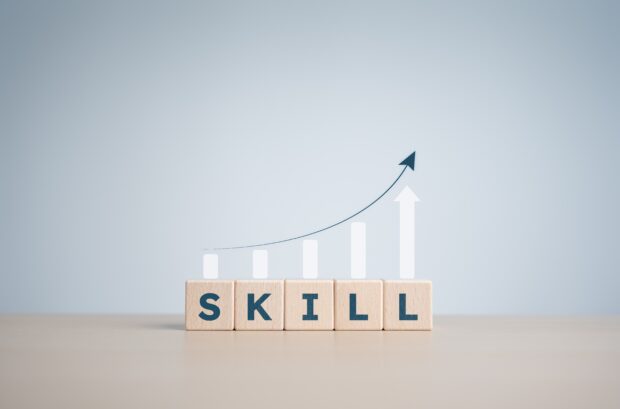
[235,280,284,330]
[284,280,334,330]
[185,280,235,330]
[383,280,432,330]
[334,280,383,330]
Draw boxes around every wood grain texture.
[284,280,334,330]
[334,280,383,330]
[185,280,234,330]
[383,280,432,330]
[234,280,284,330]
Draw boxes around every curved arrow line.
[208,166,408,250]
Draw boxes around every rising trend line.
[208,151,416,250]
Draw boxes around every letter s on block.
[199,293,221,321]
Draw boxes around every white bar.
[202,254,219,279]
[302,240,318,279]
[395,186,420,279]
[350,222,366,279]
[252,250,268,279]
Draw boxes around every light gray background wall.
[1,0,618,314]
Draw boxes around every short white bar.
[302,240,318,279]
[350,222,366,279]
[202,254,219,279]
[252,250,268,279]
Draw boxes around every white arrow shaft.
[399,204,416,279]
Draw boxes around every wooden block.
[284,280,334,330]
[185,280,234,330]
[235,280,284,330]
[383,280,432,330]
[334,280,383,330]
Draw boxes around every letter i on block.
[285,280,334,330]
[285,240,334,330]
[383,280,432,330]
[186,254,235,330]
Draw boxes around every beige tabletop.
[1,315,618,409]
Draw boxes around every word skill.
[185,280,432,331]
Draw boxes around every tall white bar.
[395,186,420,279]
[202,254,219,279]
[350,222,366,279]
[302,240,318,279]
[252,250,268,279]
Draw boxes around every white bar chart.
[202,187,419,280]
[200,152,421,280]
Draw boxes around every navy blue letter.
[349,293,368,321]
[399,293,418,321]
[198,293,221,321]
[248,293,271,321]
[302,293,319,321]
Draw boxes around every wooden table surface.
[1,315,618,408]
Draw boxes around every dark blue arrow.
[400,151,415,171]
[209,150,416,250]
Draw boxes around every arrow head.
[399,151,416,171]
[395,185,420,203]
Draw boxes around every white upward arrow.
[395,185,420,279]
